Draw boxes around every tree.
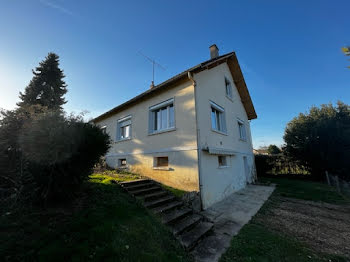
[341,46,350,69]
[18,53,67,111]
[267,144,281,155]
[283,101,350,180]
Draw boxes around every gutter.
[187,71,204,210]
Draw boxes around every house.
[92,45,257,209]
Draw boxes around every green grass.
[220,222,347,262]
[220,177,349,262]
[0,174,191,262]
[259,176,349,204]
[161,185,187,198]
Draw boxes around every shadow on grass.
[0,178,192,262]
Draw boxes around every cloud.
[38,0,73,16]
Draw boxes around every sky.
[0,0,349,148]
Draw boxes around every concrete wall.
[95,80,200,192]
[193,62,256,209]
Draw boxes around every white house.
[93,45,257,209]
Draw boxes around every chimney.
[209,44,219,59]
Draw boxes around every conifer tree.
[18,53,67,110]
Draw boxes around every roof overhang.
[92,52,257,122]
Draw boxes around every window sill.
[226,95,233,102]
[149,127,176,136]
[153,167,171,171]
[218,165,230,169]
[211,129,228,136]
[115,137,131,143]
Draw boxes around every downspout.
[188,71,204,210]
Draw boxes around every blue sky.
[0,0,349,148]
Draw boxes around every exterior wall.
[95,80,199,192]
[194,63,256,209]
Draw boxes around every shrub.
[18,112,111,204]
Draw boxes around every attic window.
[225,78,232,99]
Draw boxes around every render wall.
[194,63,256,209]
[94,80,200,192]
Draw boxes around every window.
[218,155,227,167]
[210,102,226,133]
[101,126,106,134]
[154,156,169,167]
[117,116,132,141]
[118,158,127,167]
[225,77,232,99]
[149,98,175,133]
[238,120,246,141]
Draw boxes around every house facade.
[93,45,257,209]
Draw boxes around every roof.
[92,51,257,122]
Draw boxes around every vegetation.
[220,177,349,262]
[161,184,187,198]
[0,174,191,262]
[17,53,67,111]
[260,177,349,204]
[284,101,350,181]
[267,144,282,155]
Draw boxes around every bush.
[17,112,111,204]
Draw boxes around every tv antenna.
[138,51,166,88]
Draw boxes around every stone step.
[144,195,176,208]
[128,186,162,196]
[124,181,155,191]
[162,208,192,225]
[178,222,213,250]
[171,214,202,236]
[152,201,183,214]
[120,179,150,187]
[142,191,168,201]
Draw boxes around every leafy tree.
[267,144,282,155]
[18,53,67,111]
[341,46,350,69]
[283,101,350,180]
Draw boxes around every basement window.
[118,158,127,168]
[154,156,169,167]
[218,155,228,168]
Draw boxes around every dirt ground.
[260,197,350,258]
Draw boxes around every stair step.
[142,191,167,201]
[124,182,154,191]
[172,214,202,236]
[162,208,192,225]
[128,186,161,196]
[120,179,150,186]
[178,222,213,250]
[152,201,183,214]
[144,195,176,208]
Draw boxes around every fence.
[325,171,350,198]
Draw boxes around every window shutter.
[222,111,227,133]
[116,122,120,141]
[148,110,154,134]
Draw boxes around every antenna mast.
[138,51,166,88]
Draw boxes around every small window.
[101,126,107,134]
[154,156,169,167]
[210,102,226,133]
[225,78,232,99]
[218,155,227,167]
[238,120,246,141]
[118,158,127,167]
[149,99,175,133]
[117,116,132,141]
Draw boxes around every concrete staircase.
[118,179,213,250]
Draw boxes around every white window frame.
[237,119,247,141]
[101,126,107,134]
[210,101,227,134]
[225,77,233,100]
[149,98,175,134]
[117,115,132,141]
[118,158,127,168]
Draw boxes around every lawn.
[0,172,191,262]
[220,176,350,262]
